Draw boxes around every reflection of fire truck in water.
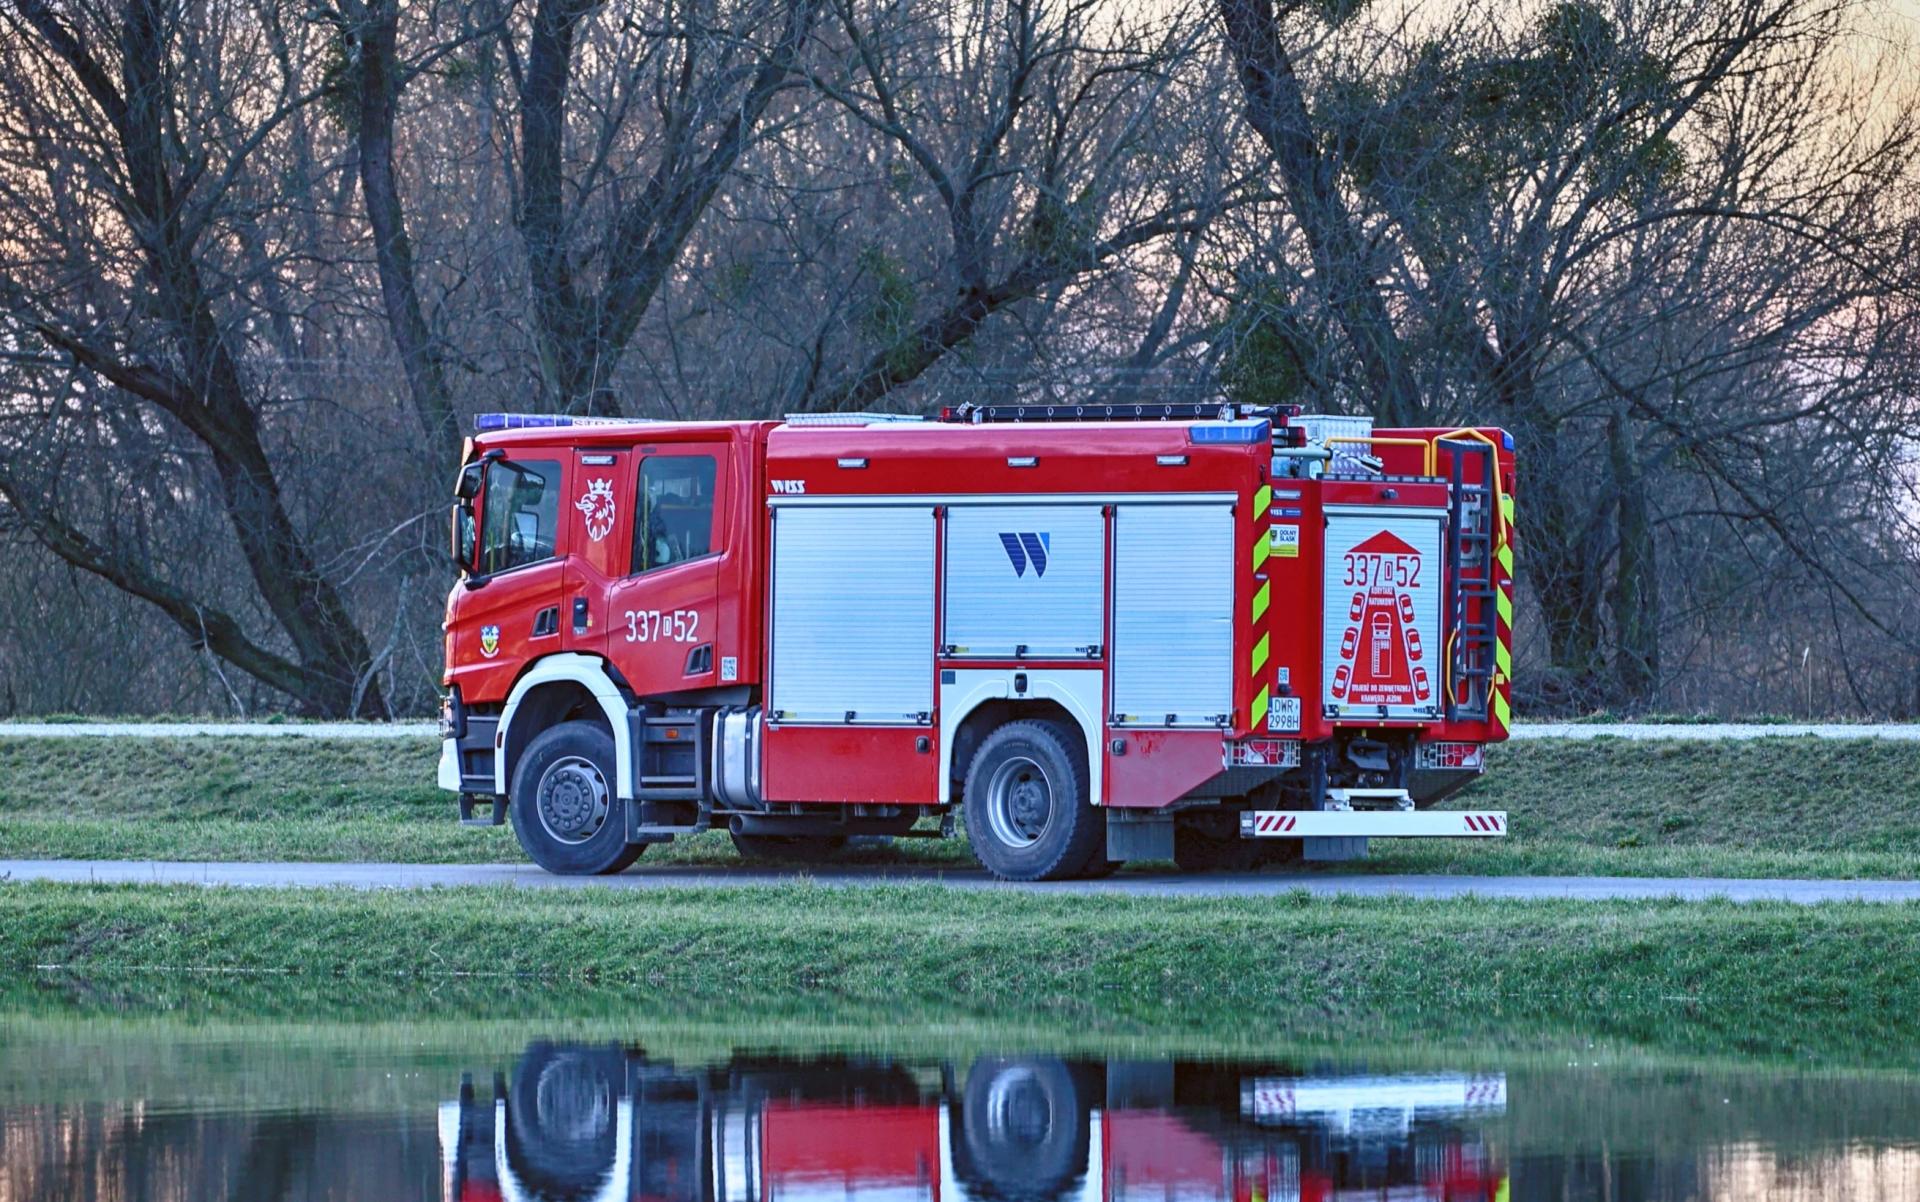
[440,1044,1508,1202]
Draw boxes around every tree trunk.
[348,0,459,446]
[1216,0,1422,424]
[1607,409,1660,709]
[1520,422,1612,712]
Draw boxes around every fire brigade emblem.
[575,478,617,542]
[479,625,500,659]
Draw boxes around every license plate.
[1267,696,1302,732]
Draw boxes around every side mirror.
[450,500,476,574]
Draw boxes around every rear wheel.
[951,1057,1090,1201]
[963,720,1099,881]
[510,721,645,875]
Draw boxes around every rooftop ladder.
[1443,440,1498,723]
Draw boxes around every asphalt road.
[4,859,1918,903]
[4,721,1916,740]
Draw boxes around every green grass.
[4,880,1919,1067]
[3,734,1918,877]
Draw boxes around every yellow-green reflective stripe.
[1496,640,1512,674]
[1250,632,1270,675]
[1252,529,1271,569]
[1492,690,1512,729]
[1251,580,1270,623]
[1496,543,1515,574]
[1495,589,1514,626]
[1253,484,1272,514]
[1251,685,1270,728]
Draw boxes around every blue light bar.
[1187,420,1271,444]
[473,413,638,432]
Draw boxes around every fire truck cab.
[439,403,1515,880]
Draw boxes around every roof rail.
[473,413,660,432]
[937,401,1299,424]
[782,412,926,427]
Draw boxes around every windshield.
[479,458,562,574]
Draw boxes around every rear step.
[1326,787,1414,812]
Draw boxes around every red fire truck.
[439,1043,1510,1202]
[438,403,1515,879]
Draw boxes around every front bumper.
[436,737,461,792]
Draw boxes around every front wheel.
[509,720,645,875]
[963,720,1100,881]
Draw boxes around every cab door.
[600,443,728,699]
[560,447,635,657]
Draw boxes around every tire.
[950,1057,1089,1202]
[510,720,645,875]
[505,1042,624,1198]
[963,719,1100,882]
[729,832,849,862]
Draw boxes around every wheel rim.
[984,1065,1052,1148]
[985,755,1053,849]
[534,1057,612,1143]
[536,755,610,845]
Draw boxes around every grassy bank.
[3,734,1918,876]
[4,879,1919,1066]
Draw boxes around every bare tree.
[1215,0,1920,711]
[0,0,383,715]
[784,0,1237,411]
[503,0,823,413]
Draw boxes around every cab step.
[458,793,506,827]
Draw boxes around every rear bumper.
[1241,810,1506,838]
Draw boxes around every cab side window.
[480,458,562,574]
[632,455,717,574]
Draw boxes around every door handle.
[572,597,590,634]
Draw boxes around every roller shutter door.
[770,505,933,723]
[944,503,1104,658]
[1111,502,1234,726]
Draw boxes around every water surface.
[3,1026,1917,1200]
